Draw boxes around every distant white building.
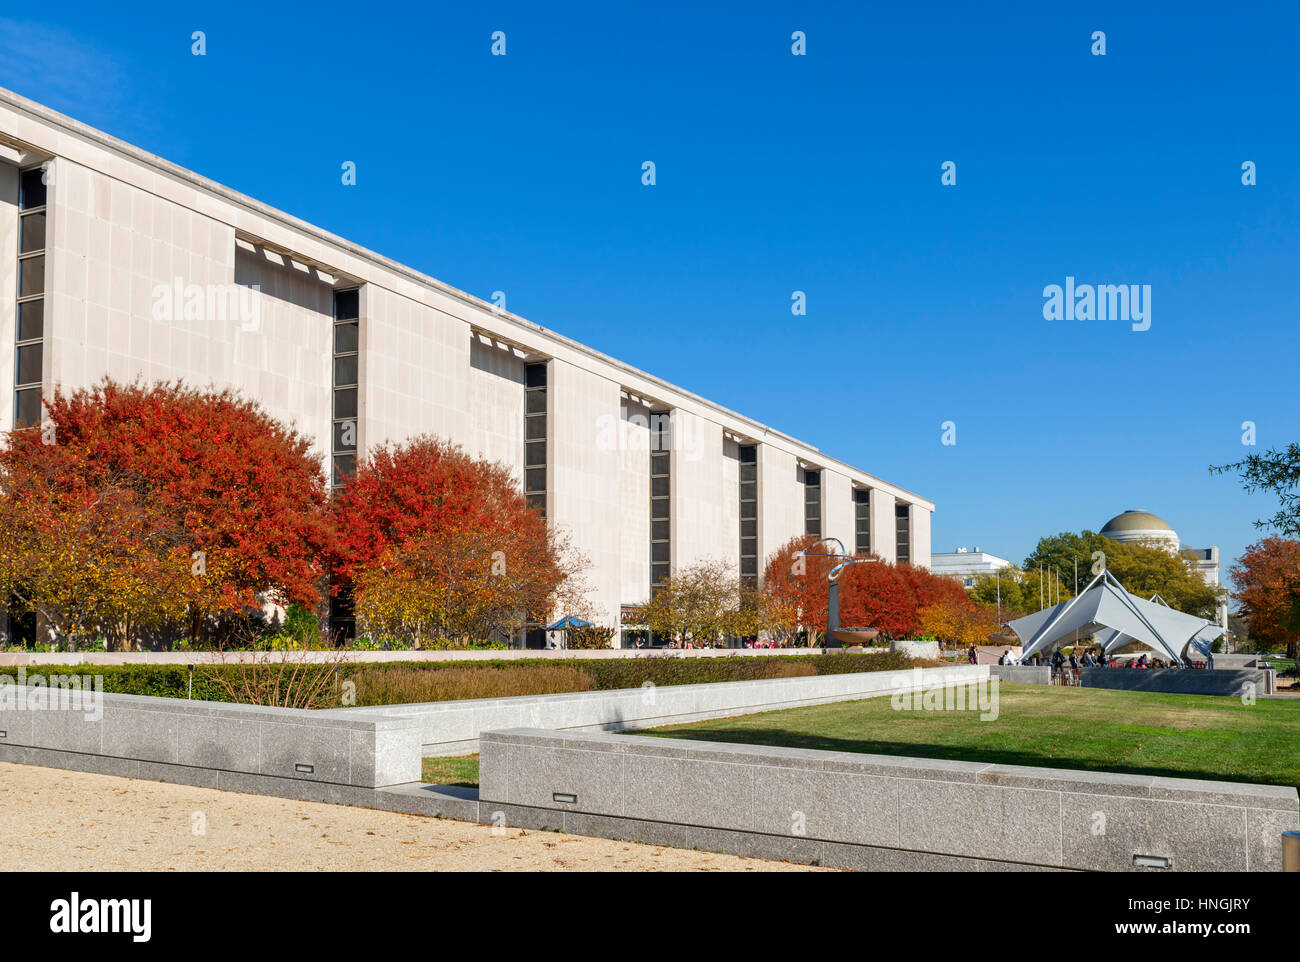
[1098,510,1227,628]
[930,547,1012,588]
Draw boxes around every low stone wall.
[0,686,420,788]
[477,728,1299,872]
[987,665,1052,684]
[890,639,940,660]
[326,664,988,757]
[1079,667,1274,696]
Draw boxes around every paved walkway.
[0,763,825,872]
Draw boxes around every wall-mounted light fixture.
[552,792,577,804]
[295,764,314,774]
[1133,854,1173,869]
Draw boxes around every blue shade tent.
[546,616,594,631]
[543,615,595,651]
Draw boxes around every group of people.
[1011,648,1187,671]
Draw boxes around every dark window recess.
[331,289,361,488]
[803,468,822,538]
[739,445,758,587]
[895,503,911,564]
[332,420,357,452]
[649,411,672,594]
[19,255,44,298]
[15,167,47,432]
[333,289,359,321]
[19,212,45,254]
[334,320,358,354]
[333,354,359,387]
[332,453,356,487]
[15,343,42,386]
[333,387,358,420]
[524,363,548,519]
[329,583,355,643]
[854,488,871,555]
[14,388,41,429]
[19,168,47,210]
[17,301,43,341]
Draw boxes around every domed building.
[1099,509,1227,628]
[1099,510,1182,550]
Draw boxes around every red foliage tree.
[0,379,332,647]
[331,435,544,582]
[760,536,938,641]
[1230,537,1300,659]
[897,563,970,612]
[36,379,333,626]
[332,435,583,644]
[759,535,829,640]
[840,562,919,639]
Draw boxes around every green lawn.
[421,755,480,788]
[420,684,1300,790]
[639,683,1300,791]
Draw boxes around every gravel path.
[0,763,825,872]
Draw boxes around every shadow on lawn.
[639,727,1296,790]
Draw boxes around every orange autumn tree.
[0,440,189,647]
[332,435,587,647]
[0,379,334,649]
[917,597,1001,646]
[1230,537,1300,659]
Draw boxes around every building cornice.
[0,85,934,510]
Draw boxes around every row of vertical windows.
[854,488,871,555]
[331,289,359,486]
[802,468,822,538]
[15,167,47,429]
[329,290,359,640]
[739,445,758,587]
[649,411,671,593]
[524,363,548,517]
[520,362,550,648]
[895,503,911,564]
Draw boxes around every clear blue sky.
[2,1,1296,584]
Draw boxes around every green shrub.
[0,652,931,707]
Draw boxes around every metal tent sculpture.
[1092,593,1224,664]
[1008,570,1218,667]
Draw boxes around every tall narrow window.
[331,289,359,487]
[15,167,47,429]
[739,445,758,588]
[649,410,671,594]
[896,503,911,564]
[524,363,548,518]
[802,468,822,538]
[854,488,871,555]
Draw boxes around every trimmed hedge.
[0,651,931,706]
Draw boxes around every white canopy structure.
[1007,571,1219,667]
[1094,594,1224,664]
